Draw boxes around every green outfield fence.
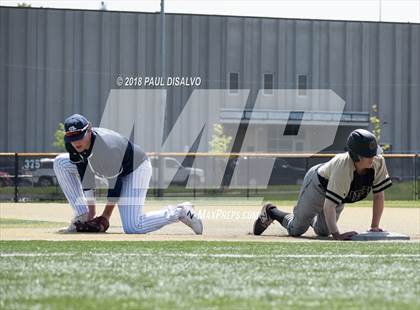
[0,152,418,202]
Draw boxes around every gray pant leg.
[286,166,325,236]
[312,204,345,236]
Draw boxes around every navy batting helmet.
[346,129,382,161]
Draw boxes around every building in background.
[0,6,419,153]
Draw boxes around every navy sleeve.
[107,174,123,203]
[65,142,95,190]
[79,164,95,191]
[106,143,133,202]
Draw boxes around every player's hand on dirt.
[368,227,384,232]
[332,231,358,240]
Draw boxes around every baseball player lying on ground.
[54,114,203,234]
[253,129,392,240]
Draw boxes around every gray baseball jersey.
[65,127,148,200]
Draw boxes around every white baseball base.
[351,231,410,241]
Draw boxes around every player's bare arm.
[323,199,358,240]
[101,202,116,221]
[370,191,385,231]
[323,199,339,237]
[83,189,96,220]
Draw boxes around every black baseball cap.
[64,114,90,143]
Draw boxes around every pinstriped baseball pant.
[53,153,181,234]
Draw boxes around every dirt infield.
[1,201,419,241]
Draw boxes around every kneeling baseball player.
[253,129,392,240]
[54,114,203,234]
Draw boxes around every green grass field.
[1,240,419,310]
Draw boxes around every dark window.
[298,75,307,96]
[264,73,273,95]
[229,72,239,93]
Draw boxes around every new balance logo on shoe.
[177,203,203,234]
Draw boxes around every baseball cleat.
[57,213,89,233]
[253,203,274,235]
[177,201,203,235]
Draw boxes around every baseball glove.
[75,216,109,233]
